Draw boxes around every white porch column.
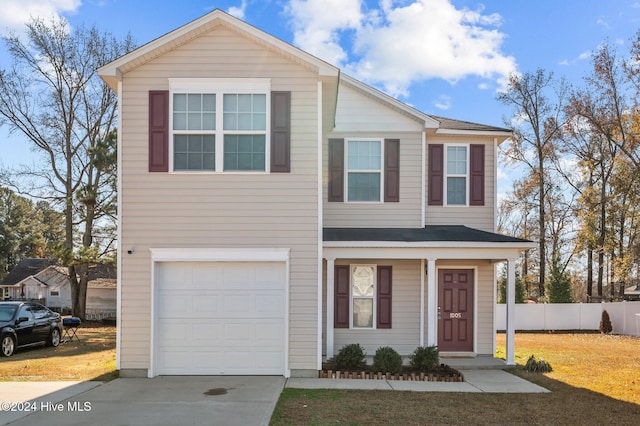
[326,258,335,358]
[506,258,517,366]
[427,259,437,346]
[420,260,425,346]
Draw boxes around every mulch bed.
[319,363,464,382]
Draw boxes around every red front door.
[438,269,474,352]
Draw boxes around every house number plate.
[449,312,462,319]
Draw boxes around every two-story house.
[99,10,533,378]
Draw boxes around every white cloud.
[285,0,362,66]
[433,94,451,110]
[285,0,516,98]
[0,0,81,35]
[578,51,592,60]
[596,17,610,30]
[228,0,247,19]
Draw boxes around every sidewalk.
[286,369,549,393]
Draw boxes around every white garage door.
[155,261,286,375]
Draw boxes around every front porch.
[322,225,535,367]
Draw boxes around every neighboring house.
[98,10,534,378]
[0,258,58,303]
[623,283,640,301]
[0,259,116,317]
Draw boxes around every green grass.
[0,323,117,381]
[271,333,640,425]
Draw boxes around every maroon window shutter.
[328,139,344,202]
[428,144,444,205]
[469,144,485,206]
[334,265,350,328]
[377,266,392,329]
[148,90,169,172]
[271,91,291,173]
[384,139,400,202]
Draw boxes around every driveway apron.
[0,376,285,426]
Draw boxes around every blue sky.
[1,0,640,187]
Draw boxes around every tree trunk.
[538,155,546,297]
[587,247,593,297]
[69,264,88,320]
[597,180,606,297]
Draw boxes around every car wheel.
[47,328,61,347]
[1,335,15,357]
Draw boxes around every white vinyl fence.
[496,301,640,336]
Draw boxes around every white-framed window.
[346,138,383,202]
[350,265,376,328]
[169,79,270,173]
[445,145,468,206]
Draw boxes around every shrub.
[333,343,366,371]
[409,345,439,371]
[524,355,553,373]
[599,310,613,334]
[372,346,403,374]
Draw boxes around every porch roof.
[323,225,531,244]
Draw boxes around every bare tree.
[0,17,133,318]
[498,69,569,297]
[565,42,639,297]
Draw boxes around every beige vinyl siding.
[424,136,496,232]
[119,27,320,372]
[323,81,424,228]
[334,83,424,133]
[435,260,495,355]
[323,132,423,228]
[326,259,422,357]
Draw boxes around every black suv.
[0,302,63,357]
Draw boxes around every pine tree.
[498,269,526,304]
[547,255,573,303]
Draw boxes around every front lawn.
[0,322,116,381]
[271,333,640,425]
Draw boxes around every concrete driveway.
[0,376,285,426]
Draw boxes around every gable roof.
[1,259,116,287]
[99,9,509,141]
[1,258,56,286]
[431,116,511,134]
[98,9,340,91]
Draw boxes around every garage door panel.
[160,323,190,346]
[222,295,252,313]
[158,293,190,317]
[256,323,284,342]
[155,261,286,375]
[193,323,221,341]
[192,295,221,314]
[257,295,285,313]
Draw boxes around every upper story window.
[327,138,399,203]
[173,93,216,171]
[347,139,383,202]
[223,94,267,171]
[445,145,468,206]
[169,79,270,173]
[428,143,485,207]
[148,84,290,174]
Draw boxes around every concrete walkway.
[286,369,549,393]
